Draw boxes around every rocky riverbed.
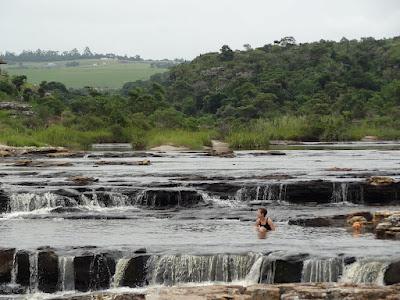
[1,146,400,298]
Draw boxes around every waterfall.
[146,253,261,285]
[302,257,344,282]
[331,182,349,203]
[10,251,18,285]
[112,258,130,287]
[340,260,389,284]
[260,257,276,284]
[80,193,101,207]
[58,256,75,291]
[244,256,264,283]
[8,192,65,212]
[235,184,287,202]
[29,252,39,292]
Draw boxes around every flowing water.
[1,148,400,298]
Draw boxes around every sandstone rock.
[367,176,395,186]
[210,140,234,157]
[347,216,367,225]
[0,150,11,157]
[150,145,190,151]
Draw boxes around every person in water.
[255,207,276,232]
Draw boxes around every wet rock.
[95,159,151,166]
[0,189,9,213]
[144,283,400,300]
[289,212,373,227]
[0,248,14,283]
[0,284,26,295]
[250,151,286,156]
[11,160,73,167]
[16,250,30,286]
[135,189,204,208]
[120,254,150,287]
[384,260,400,285]
[0,150,11,157]
[46,151,84,158]
[367,176,396,186]
[285,180,333,204]
[375,211,400,240]
[74,254,115,292]
[69,176,99,185]
[49,292,145,300]
[260,254,307,283]
[326,167,353,171]
[38,250,59,293]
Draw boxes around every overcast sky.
[1,0,399,59]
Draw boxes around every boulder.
[384,261,400,285]
[74,254,115,292]
[16,250,30,286]
[38,250,59,293]
[260,254,307,283]
[120,255,150,287]
[0,248,15,283]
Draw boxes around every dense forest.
[1,36,400,149]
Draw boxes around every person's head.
[257,208,267,218]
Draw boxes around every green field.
[3,59,167,89]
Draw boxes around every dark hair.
[258,208,267,216]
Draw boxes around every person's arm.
[268,218,276,231]
[255,218,260,228]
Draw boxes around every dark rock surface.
[121,255,150,287]
[38,250,59,293]
[135,189,204,208]
[0,248,14,283]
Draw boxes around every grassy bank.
[1,116,400,151]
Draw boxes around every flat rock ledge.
[46,283,400,300]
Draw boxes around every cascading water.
[244,256,264,283]
[58,256,75,291]
[29,252,39,292]
[340,260,389,284]
[8,192,69,212]
[235,183,287,203]
[10,251,18,285]
[112,258,130,287]
[146,253,261,285]
[302,257,344,282]
[331,182,349,203]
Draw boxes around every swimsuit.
[259,218,272,230]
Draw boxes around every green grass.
[145,129,217,150]
[0,125,112,149]
[3,59,167,89]
[227,130,270,149]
